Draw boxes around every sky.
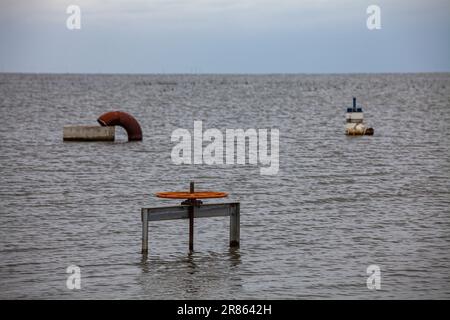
[0,0,449,73]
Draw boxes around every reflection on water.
[138,250,242,299]
[0,73,449,299]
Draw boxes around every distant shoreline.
[1,71,449,76]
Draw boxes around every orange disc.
[156,191,228,199]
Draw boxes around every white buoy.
[345,98,374,135]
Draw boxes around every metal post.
[230,203,240,248]
[189,181,194,252]
[141,208,148,254]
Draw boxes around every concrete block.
[63,126,115,141]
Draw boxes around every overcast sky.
[0,0,449,73]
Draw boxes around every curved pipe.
[97,111,143,141]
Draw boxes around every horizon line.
[1,71,449,76]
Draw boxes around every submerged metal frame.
[141,202,240,254]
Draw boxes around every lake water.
[0,73,449,299]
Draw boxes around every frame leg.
[142,209,148,254]
[230,203,240,248]
[189,206,194,252]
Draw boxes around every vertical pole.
[189,181,194,252]
[230,203,240,248]
[141,208,148,254]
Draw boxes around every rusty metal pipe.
[97,111,143,141]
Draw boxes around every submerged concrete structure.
[63,125,115,141]
[63,111,143,142]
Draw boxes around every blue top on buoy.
[347,97,362,112]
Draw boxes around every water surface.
[0,73,449,299]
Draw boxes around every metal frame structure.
[141,202,240,254]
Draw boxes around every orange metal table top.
[155,191,228,200]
